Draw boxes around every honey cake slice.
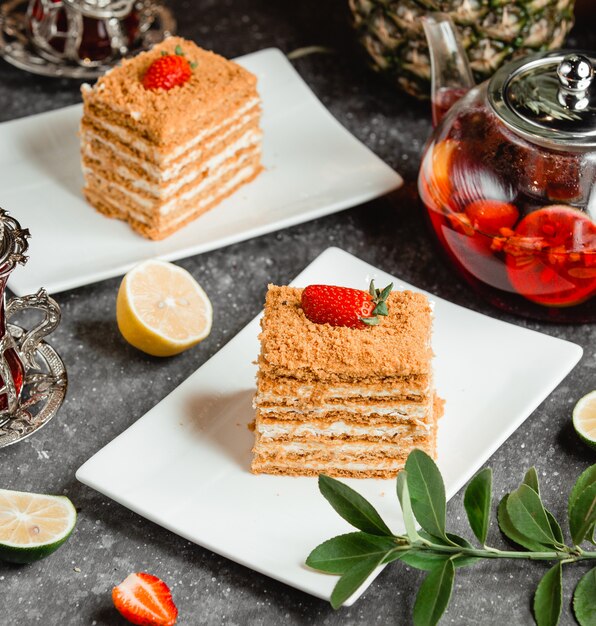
[251,285,442,478]
[80,36,262,240]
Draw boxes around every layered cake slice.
[80,37,262,240]
[251,283,442,478]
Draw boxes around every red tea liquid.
[0,278,25,411]
[419,109,596,322]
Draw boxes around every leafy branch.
[306,450,596,626]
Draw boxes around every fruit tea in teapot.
[419,14,596,322]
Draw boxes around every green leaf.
[533,562,563,626]
[368,280,376,298]
[405,449,447,541]
[463,468,492,544]
[568,465,596,546]
[381,549,412,565]
[523,467,541,495]
[545,510,564,545]
[498,495,550,552]
[396,471,420,542]
[401,532,480,571]
[569,482,596,546]
[506,484,557,548]
[306,532,397,574]
[330,555,383,609]
[174,44,184,56]
[413,559,455,626]
[318,475,393,537]
[589,521,596,546]
[573,567,596,626]
[569,465,596,514]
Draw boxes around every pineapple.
[348,0,575,98]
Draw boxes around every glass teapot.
[418,14,596,322]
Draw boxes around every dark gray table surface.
[1,2,595,625]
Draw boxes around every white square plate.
[1,49,402,296]
[76,247,582,604]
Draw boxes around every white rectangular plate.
[1,49,402,296]
[76,248,582,604]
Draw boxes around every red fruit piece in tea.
[465,200,519,236]
[505,205,596,307]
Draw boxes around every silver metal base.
[0,0,176,79]
[0,323,67,448]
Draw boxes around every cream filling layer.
[256,402,431,419]
[254,460,405,471]
[82,108,260,182]
[257,420,430,439]
[83,144,259,214]
[255,440,417,456]
[85,98,260,164]
[92,162,259,227]
[256,385,428,403]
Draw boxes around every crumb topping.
[259,285,434,379]
[81,37,257,143]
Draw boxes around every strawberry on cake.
[251,282,443,478]
[80,37,262,240]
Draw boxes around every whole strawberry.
[143,45,195,91]
[301,281,393,329]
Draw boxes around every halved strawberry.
[112,572,178,626]
[301,281,393,329]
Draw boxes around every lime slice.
[0,488,76,563]
[573,390,596,450]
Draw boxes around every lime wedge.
[573,390,596,451]
[0,488,76,563]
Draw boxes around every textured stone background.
[0,1,595,625]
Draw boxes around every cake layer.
[82,126,262,203]
[255,400,432,420]
[251,439,436,479]
[255,418,430,441]
[256,373,430,405]
[81,97,260,170]
[252,438,435,460]
[84,153,262,240]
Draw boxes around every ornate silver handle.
[6,288,61,369]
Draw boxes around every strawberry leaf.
[361,317,380,326]
[379,283,394,301]
[372,301,388,316]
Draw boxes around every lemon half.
[117,260,213,357]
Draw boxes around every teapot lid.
[488,51,596,150]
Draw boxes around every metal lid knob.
[557,54,594,92]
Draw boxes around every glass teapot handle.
[6,288,61,369]
[422,13,475,126]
